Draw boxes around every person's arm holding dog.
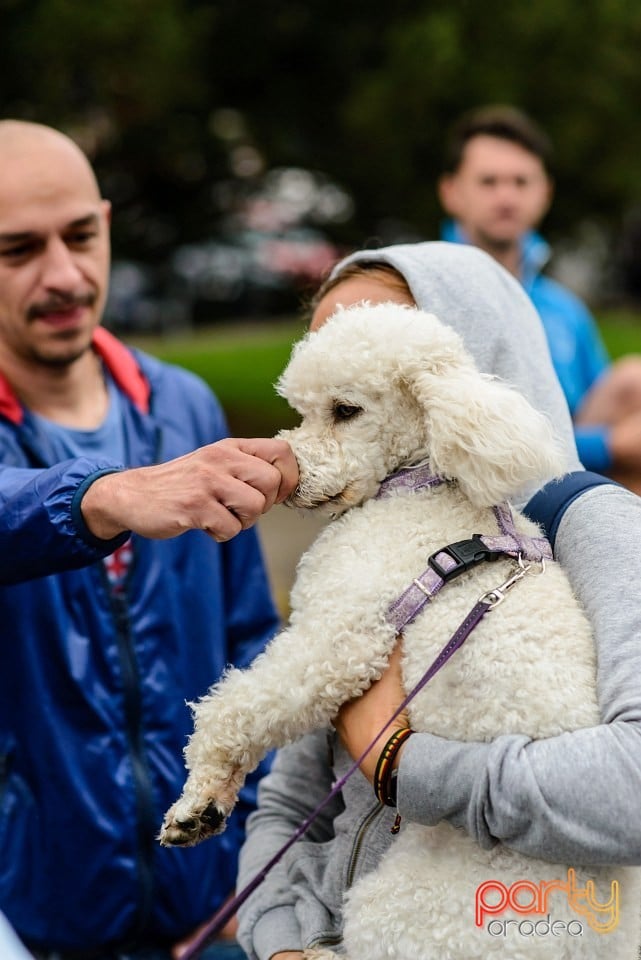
[241,491,641,956]
[337,481,641,865]
[240,505,641,960]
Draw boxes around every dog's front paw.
[159,793,230,847]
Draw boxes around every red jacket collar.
[92,327,151,414]
[0,327,151,425]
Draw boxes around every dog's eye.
[333,402,362,422]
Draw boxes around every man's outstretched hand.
[81,437,299,542]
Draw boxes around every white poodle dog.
[161,303,640,958]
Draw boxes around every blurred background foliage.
[4,1,641,595]
[130,307,641,437]
[2,0,641,285]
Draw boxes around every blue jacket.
[441,222,612,471]
[0,329,279,953]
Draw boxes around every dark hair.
[442,105,554,176]
[306,260,412,322]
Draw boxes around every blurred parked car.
[105,166,349,331]
[169,224,340,322]
[104,260,191,334]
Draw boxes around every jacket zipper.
[0,747,7,809]
[101,562,157,944]
[107,422,163,945]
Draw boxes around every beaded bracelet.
[373,726,413,807]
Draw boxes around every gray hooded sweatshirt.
[237,242,641,959]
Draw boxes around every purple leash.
[180,597,496,959]
[180,467,551,958]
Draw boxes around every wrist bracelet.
[373,726,413,807]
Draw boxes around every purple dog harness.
[180,464,553,958]
[376,463,552,632]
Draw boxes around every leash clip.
[479,554,546,609]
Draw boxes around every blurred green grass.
[125,308,641,437]
[125,317,307,436]
[596,308,641,358]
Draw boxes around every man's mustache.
[28,292,96,320]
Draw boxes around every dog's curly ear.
[407,361,567,507]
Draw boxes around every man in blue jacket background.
[438,104,641,495]
[0,119,297,959]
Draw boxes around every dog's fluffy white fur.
[161,303,640,958]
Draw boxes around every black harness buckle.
[428,535,502,582]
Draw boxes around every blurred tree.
[0,0,220,254]
[2,0,641,274]
[335,0,641,246]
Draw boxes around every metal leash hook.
[479,553,546,609]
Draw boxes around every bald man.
[0,121,296,960]
[0,120,296,542]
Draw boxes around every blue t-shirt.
[32,373,132,589]
[31,373,127,465]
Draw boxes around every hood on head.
[330,241,580,482]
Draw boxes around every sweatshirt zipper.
[309,934,344,950]
[345,801,386,889]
